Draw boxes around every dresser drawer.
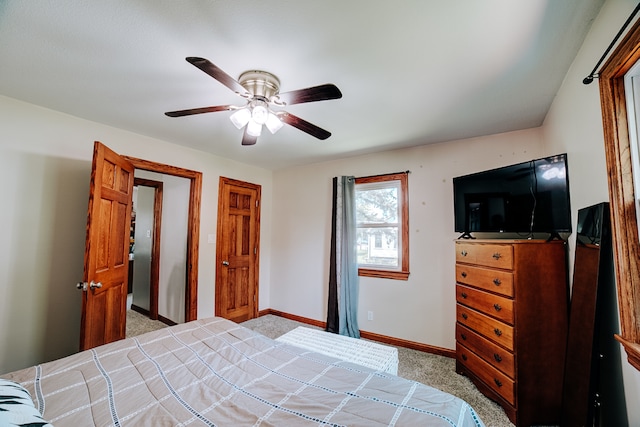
[457,304,514,350]
[456,323,515,378]
[456,284,514,324]
[457,342,516,405]
[456,242,513,269]
[455,264,514,297]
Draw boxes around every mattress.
[2,316,485,426]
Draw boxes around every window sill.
[615,334,640,371]
[358,268,409,281]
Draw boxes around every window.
[355,172,409,280]
[624,63,640,238]
[599,18,640,371]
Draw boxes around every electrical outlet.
[367,311,373,321]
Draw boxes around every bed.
[1,316,485,426]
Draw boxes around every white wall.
[542,0,640,424]
[158,174,190,323]
[0,94,273,374]
[271,128,544,347]
[132,185,154,310]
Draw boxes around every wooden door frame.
[132,178,163,320]
[124,156,202,322]
[215,176,261,321]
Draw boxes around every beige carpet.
[240,314,515,427]
[126,310,168,338]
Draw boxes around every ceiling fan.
[165,57,343,146]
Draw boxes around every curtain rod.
[583,2,640,85]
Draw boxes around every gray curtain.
[326,176,360,338]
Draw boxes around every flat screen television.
[453,153,572,237]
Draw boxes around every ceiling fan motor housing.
[238,70,280,99]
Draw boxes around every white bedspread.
[2,317,485,426]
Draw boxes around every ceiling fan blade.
[278,112,331,140]
[165,105,235,117]
[185,57,249,96]
[275,84,342,106]
[241,128,258,146]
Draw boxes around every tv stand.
[457,232,475,240]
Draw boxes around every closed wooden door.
[80,141,134,350]
[215,177,260,323]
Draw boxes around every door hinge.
[256,200,259,207]
[254,247,257,254]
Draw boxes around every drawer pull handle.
[461,272,467,278]
[461,333,467,340]
[494,378,503,388]
[493,278,502,286]
[461,292,468,298]
[461,250,468,257]
[494,328,502,337]
[492,253,502,260]
[493,303,502,312]
[494,353,502,362]
[462,313,468,320]
[462,354,468,361]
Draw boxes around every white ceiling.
[0,1,605,170]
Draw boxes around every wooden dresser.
[455,239,568,426]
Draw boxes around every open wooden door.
[215,177,261,323]
[79,141,134,351]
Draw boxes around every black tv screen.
[453,154,571,235]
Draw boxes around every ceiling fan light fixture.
[251,103,269,125]
[230,107,251,129]
[265,112,284,134]
[246,119,263,137]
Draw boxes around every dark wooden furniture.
[455,239,568,426]
[561,202,628,426]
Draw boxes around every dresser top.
[455,239,565,245]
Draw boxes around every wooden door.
[80,141,134,351]
[215,177,260,323]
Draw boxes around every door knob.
[222,261,229,266]
[76,281,102,291]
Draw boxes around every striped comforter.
[2,317,484,426]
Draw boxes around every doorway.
[124,156,202,323]
[80,143,202,350]
[128,178,162,324]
